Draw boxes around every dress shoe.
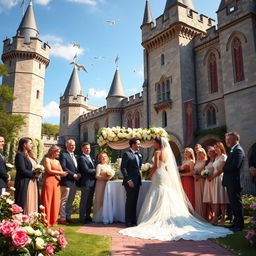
[59,220,69,225]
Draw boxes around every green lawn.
[56,217,111,256]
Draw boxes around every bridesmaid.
[194,148,207,219]
[41,145,68,226]
[179,148,195,209]
[93,152,114,223]
[209,142,229,225]
[203,146,216,222]
[14,137,40,215]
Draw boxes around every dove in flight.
[94,56,105,60]
[70,62,88,72]
[71,42,80,48]
[105,19,120,25]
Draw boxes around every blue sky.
[0,0,220,124]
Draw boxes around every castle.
[1,0,256,194]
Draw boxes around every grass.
[56,216,111,256]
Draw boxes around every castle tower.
[59,67,88,144]
[106,68,127,127]
[1,0,50,138]
[141,0,214,146]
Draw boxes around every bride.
[119,137,233,241]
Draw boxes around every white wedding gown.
[119,142,233,241]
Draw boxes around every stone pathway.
[78,223,235,256]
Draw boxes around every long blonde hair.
[47,145,61,158]
[196,148,208,161]
[184,147,195,162]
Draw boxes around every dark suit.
[59,150,78,220]
[14,152,40,209]
[249,144,256,184]
[121,149,142,225]
[223,144,245,229]
[77,153,96,222]
[0,153,8,195]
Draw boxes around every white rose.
[24,226,35,235]
[2,192,10,196]
[6,199,14,205]
[35,237,45,250]
[34,230,42,236]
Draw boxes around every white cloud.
[67,0,97,6]
[35,0,52,5]
[43,101,60,118]
[89,88,107,99]
[0,0,18,12]
[41,34,85,61]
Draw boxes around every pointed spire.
[107,68,126,98]
[142,0,153,25]
[64,67,83,97]
[17,0,39,41]
[217,0,227,12]
[164,0,183,12]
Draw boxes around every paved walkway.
[78,223,235,256]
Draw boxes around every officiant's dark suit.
[223,143,245,230]
[121,140,142,227]
[0,153,8,195]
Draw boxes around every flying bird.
[71,42,80,48]
[105,19,120,25]
[94,56,105,60]
[70,62,88,72]
[115,55,120,66]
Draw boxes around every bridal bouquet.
[201,169,210,178]
[0,190,68,255]
[6,163,15,172]
[34,164,45,174]
[106,168,115,177]
[141,163,152,179]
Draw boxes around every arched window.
[161,54,165,66]
[157,84,161,102]
[94,122,99,140]
[166,80,171,100]
[134,111,140,128]
[206,106,217,127]
[162,82,166,101]
[162,111,167,127]
[127,113,133,128]
[36,90,40,99]
[233,37,245,83]
[208,53,218,93]
[83,127,88,141]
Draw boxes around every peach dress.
[24,157,38,215]
[41,159,62,226]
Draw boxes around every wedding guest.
[194,148,207,219]
[223,132,245,231]
[93,152,114,223]
[0,135,10,195]
[209,142,229,225]
[194,144,202,154]
[179,147,195,208]
[78,142,96,224]
[203,146,216,221]
[41,145,68,226]
[14,137,40,214]
[249,143,256,184]
[59,139,81,225]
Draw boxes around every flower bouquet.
[141,163,152,179]
[34,164,45,174]
[201,169,210,178]
[245,202,256,247]
[106,169,115,178]
[0,189,68,255]
[6,163,15,172]
[110,158,123,180]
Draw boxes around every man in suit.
[223,132,245,231]
[59,139,81,224]
[249,143,256,184]
[77,142,96,223]
[0,135,9,195]
[121,137,142,227]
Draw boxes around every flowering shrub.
[245,201,256,247]
[0,189,68,255]
[97,127,170,147]
[242,195,256,216]
[72,191,81,214]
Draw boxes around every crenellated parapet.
[59,95,88,108]
[2,36,50,67]
[80,106,107,122]
[41,134,59,145]
[122,92,144,107]
[141,3,215,52]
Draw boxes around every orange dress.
[41,159,62,226]
[181,165,195,209]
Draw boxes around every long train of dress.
[119,161,233,241]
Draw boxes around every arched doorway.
[197,134,220,149]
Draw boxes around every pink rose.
[245,230,255,240]
[53,231,60,237]
[0,221,19,237]
[58,235,68,248]
[58,228,65,234]
[12,229,30,248]
[45,243,55,255]
[12,214,29,224]
[247,217,254,222]
[11,204,23,214]
[251,203,256,210]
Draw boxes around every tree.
[0,64,25,143]
[42,123,59,136]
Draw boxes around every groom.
[121,137,142,227]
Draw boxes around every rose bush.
[245,201,256,247]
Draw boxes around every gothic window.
[161,54,165,66]
[166,80,171,100]
[157,84,161,102]
[9,61,11,67]
[94,122,99,140]
[36,90,40,99]
[161,82,166,101]
[208,53,218,93]
[206,106,217,127]
[233,37,245,83]
[83,127,88,141]
[156,80,171,103]
[127,113,133,128]
[134,111,140,128]
[162,111,167,127]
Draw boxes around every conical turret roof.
[107,68,126,98]
[64,67,83,97]
[217,0,227,11]
[17,0,39,39]
[142,0,153,25]
[164,0,195,11]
